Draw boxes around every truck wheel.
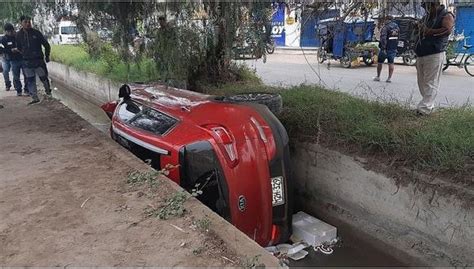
[222,93,283,115]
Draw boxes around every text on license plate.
[271,176,285,206]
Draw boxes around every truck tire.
[222,93,283,115]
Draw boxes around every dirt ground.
[0,87,273,266]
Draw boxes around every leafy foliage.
[127,169,160,186]
[0,1,35,29]
[193,216,211,232]
[43,1,272,89]
[155,191,188,220]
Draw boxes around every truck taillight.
[269,224,280,246]
[205,125,238,166]
[250,117,268,143]
[223,144,237,161]
[210,126,233,144]
[250,117,276,159]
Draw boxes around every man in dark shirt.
[415,2,454,115]
[15,15,51,105]
[1,23,25,95]
[374,16,400,83]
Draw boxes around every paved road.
[245,52,473,108]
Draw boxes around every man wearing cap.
[1,23,25,96]
[415,2,454,115]
[15,15,51,105]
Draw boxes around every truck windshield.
[61,26,78,35]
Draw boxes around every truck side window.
[117,101,178,135]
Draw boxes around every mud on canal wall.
[49,62,473,266]
[292,143,474,266]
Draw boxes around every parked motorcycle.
[266,38,275,54]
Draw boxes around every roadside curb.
[274,47,319,55]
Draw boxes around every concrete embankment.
[292,143,473,266]
[49,61,120,105]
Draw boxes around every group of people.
[375,1,455,115]
[0,16,52,105]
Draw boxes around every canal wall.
[49,62,120,105]
[292,142,473,266]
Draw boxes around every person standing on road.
[374,16,400,83]
[415,2,454,115]
[1,23,26,96]
[15,15,51,105]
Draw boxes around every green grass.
[51,45,474,174]
[51,44,158,82]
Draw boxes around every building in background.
[270,2,341,48]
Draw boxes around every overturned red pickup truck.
[102,83,292,246]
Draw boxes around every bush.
[100,43,121,73]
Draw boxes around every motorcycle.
[266,38,275,54]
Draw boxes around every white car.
[51,21,82,45]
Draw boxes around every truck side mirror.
[119,84,131,100]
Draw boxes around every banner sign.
[271,2,286,46]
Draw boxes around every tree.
[0,1,36,30]
[41,0,272,89]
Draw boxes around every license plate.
[271,176,285,206]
